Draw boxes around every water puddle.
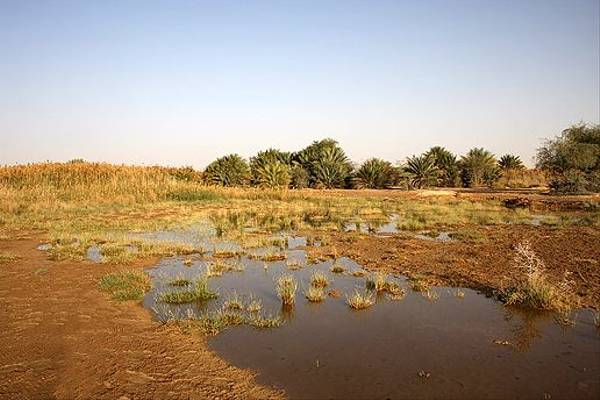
[415,231,454,242]
[86,245,102,263]
[342,214,400,235]
[143,241,600,399]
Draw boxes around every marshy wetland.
[1,163,599,399]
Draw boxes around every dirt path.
[0,234,282,400]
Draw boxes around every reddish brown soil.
[320,188,600,210]
[312,225,600,308]
[0,234,282,400]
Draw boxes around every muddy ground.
[0,234,282,400]
[0,222,598,399]
[312,225,600,308]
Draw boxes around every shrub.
[548,170,590,194]
[502,242,577,321]
[495,169,547,189]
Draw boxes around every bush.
[549,170,590,194]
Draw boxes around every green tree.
[460,148,500,187]
[498,154,525,170]
[290,165,310,189]
[354,158,396,189]
[294,139,352,188]
[536,123,600,192]
[404,155,438,189]
[424,146,460,187]
[254,162,291,188]
[249,149,292,185]
[204,154,250,186]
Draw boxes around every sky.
[1,0,598,168]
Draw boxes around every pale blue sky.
[1,0,598,168]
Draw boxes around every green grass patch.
[160,277,217,304]
[166,189,222,202]
[169,278,191,287]
[99,270,151,300]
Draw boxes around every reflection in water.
[503,306,548,350]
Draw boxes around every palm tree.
[290,165,310,189]
[404,155,438,189]
[460,148,500,187]
[312,146,352,188]
[293,139,352,188]
[355,158,396,189]
[204,154,250,186]
[250,149,292,185]
[499,154,525,170]
[424,146,460,187]
[254,162,291,188]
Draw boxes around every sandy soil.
[0,234,282,400]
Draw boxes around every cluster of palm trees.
[203,138,525,189]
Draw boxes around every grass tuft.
[223,291,244,311]
[305,286,326,302]
[248,313,283,329]
[206,260,244,277]
[310,270,330,287]
[409,277,431,292]
[160,277,217,304]
[366,272,388,292]
[346,289,375,310]
[330,262,345,274]
[276,274,298,306]
[169,278,191,287]
[246,296,262,313]
[99,270,151,301]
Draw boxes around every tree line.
[200,123,599,193]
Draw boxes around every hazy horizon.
[2,0,599,169]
